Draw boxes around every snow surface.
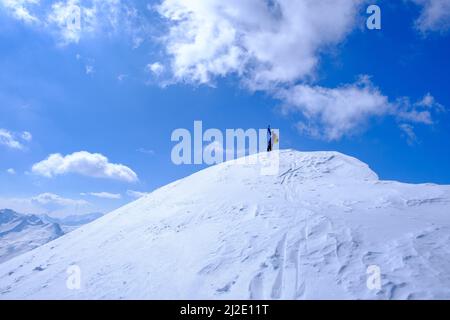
[1,150,450,299]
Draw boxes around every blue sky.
[0,0,449,216]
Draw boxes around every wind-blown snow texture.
[1,150,450,299]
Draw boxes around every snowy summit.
[0,150,449,299]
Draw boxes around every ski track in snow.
[0,150,450,299]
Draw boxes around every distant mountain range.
[40,212,104,233]
[0,209,103,264]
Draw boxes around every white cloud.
[49,0,152,46]
[117,74,128,81]
[0,0,40,24]
[146,62,164,76]
[84,192,122,199]
[412,0,450,33]
[0,192,90,215]
[127,190,149,199]
[0,129,23,149]
[31,192,88,206]
[31,151,138,182]
[278,76,391,140]
[279,78,445,140]
[0,128,32,150]
[132,36,143,49]
[21,131,32,141]
[415,92,445,110]
[47,0,83,44]
[397,102,433,124]
[46,0,141,45]
[6,168,16,175]
[396,93,445,125]
[157,0,363,88]
[2,0,150,46]
[399,123,418,145]
[85,64,94,74]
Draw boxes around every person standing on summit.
[267,125,272,152]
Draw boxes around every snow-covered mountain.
[0,209,64,264]
[41,212,104,233]
[0,150,449,299]
[0,210,104,264]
